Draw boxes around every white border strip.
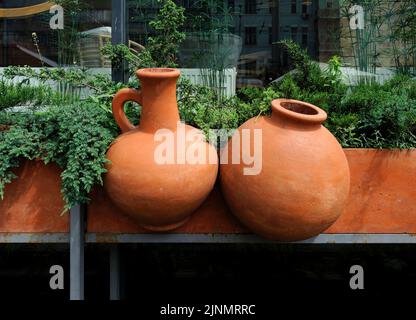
[1,233,416,244]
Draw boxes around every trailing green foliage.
[0,113,44,199]
[0,103,118,212]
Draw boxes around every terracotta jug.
[105,68,218,231]
[220,99,350,241]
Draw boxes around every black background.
[0,243,414,305]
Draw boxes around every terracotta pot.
[104,68,218,231]
[220,99,350,241]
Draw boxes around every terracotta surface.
[0,160,68,232]
[88,149,416,235]
[88,183,245,234]
[326,149,416,233]
[105,68,218,231]
[219,99,350,241]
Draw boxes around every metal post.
[109,245,121,300]
[111,0,129,83]
[271,0,280,72]
[2,20,8,66]
[70,204,85,300]
[109,0,128,300]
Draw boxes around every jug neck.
[137,68,181,133]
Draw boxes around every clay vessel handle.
[112,88,143,133]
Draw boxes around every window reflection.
[1,1,414,87]
[0,0,111,67]
[128,0,321,88]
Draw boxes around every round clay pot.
[105,68,218,231]
[220,99,350,241]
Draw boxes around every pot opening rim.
[271,99,327,124]
[136,68,180,79]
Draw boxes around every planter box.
[0,160,68,233]
[1,149,415,236]
[87,149,416,235]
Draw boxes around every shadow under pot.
[104,68,218,231]
[220,98,350,241]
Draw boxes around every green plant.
[147,0,186,67]
[325,113,362,147]
[236,42,416,149]
[386,0,416,75]
[340,0,384,77]
[329,76,416,148]
[275,39,315,81]
[186,0,234,34]
[177,78,277,142]
[0,80,68,111]
[53,0,85,66]
[274,40,346,94]
[101,43,156,74]
[0,112,44,199]
[340,0,416,77]
[183,0,237,99]
[0,65,133,211]
[112,0,186,69]
[323,55,343,89]
[2,66,130,110]
[0,103,118,212]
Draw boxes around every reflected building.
[229,0,319,86]
[0,0,111,67]
[3,1,408,87]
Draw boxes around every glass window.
[245,27,257,45]
[302,3,307,15]
[0,0,111,67]
[291,26,298,42]
[245,0,256,14]
[301,26,308,48]
[291,0,297,14]
[228,0,235,12]
[2,1,415,89]
[326,0,333,9]
[124,0,416,90]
